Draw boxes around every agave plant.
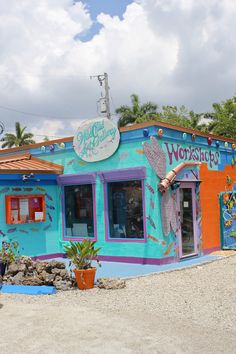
[64,239,101,270]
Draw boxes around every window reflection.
[64,184,94,238]
[107,180,144,239]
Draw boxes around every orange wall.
[200,163,236,251]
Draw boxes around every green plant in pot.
[0,240,20,276]
[64,239,101,290]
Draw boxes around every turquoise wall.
[41,139,172,259]
[0,185,60,257]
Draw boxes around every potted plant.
[0,240,20,276]
[64,239,101,290]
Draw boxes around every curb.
[123,254,236,280]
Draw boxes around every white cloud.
[0,0,236,140]
[31,119,66,142]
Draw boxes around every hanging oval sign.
[73,118,120,162]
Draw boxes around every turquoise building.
[0,120,235,264]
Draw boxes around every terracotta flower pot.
[73,267,97,290]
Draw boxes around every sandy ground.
[1,255,236,354]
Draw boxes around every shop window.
[107,180,144,239]
[98,167,146,242]
[64,184,95,238]
[6,195,46,224]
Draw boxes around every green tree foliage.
[0,122,35,148]
[205,96,236,138]
[116,94,207,132]
[117,93,236,138]
[116,94,158,127]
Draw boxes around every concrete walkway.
[53,254,222,280]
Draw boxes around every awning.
[0,152,63,174]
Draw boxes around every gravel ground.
[1,255,236,354]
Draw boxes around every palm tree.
[116,94,158,127]
[187,111,208,132]
[1,122,35,148]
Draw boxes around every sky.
[0,0,236,141]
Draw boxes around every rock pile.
[3,256,74,290]
[97,278,126,290]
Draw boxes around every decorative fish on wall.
[43,224,51,231]
[46,204,55,210]
[148,234,167,247]
[78,160,87,166]
[0,187,9,194]
[67,159,75,166]
[150,199,154,209]
[0,230,6,237]
[146,183,155,194]
[7,227,17,233]
[23,187,33,192]
[116,152,128,161]
[136,149,144,155]
[147,234,159,243]
[31,227,40,232]
[45,193,53,201]
[47,212,52,222]
[36,186,46,192]
[163,242,174,256]
[19,230,28,234]
[147,215,156,229]
[12,187,22,192]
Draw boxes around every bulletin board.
[5,194,46,224]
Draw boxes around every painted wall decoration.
[143,136,199,237]
[220,191,236,249]
[143,136,178,236]
[73,118,120,162]
[164,142,220,168]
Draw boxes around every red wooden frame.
[5,194,46,224]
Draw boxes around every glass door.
[178,183,198,258]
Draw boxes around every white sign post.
[73,118,120,162]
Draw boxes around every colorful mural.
[220,191,236,249]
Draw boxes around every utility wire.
[0,104,80,120]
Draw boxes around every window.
[98,167,146,242]
[107,180,144,239]
[6,195,46,224]
[64,184,94,238]
[57,173,97,241]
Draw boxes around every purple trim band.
[98,167,146,183]
[31,253,175,265]
[57,172,96,185]
[32,253,65,261]
[203,246,220,255]
[98,255,175,265]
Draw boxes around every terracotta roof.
[0,152,63,174]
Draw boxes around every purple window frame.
[98,167,147,243]
[57,173,97,241]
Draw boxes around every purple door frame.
[176,182,198,259]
